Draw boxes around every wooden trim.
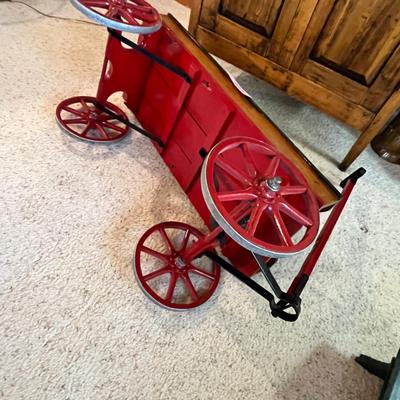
[291,0,335,72]
[267,0,301,63]
[301,60,368,104]
[213,14,269,55]
[267,0,319,68]
[188,0,202,35]
[361,44,400,112]
[163,14,341,207]
[340,90,400,171]
[198,0,219,29]
[196,26,374,132]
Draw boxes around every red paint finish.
[56,96,129,142]
[203,137,320,258]
[78,0,161,29]
[93,24,326,276]
[134,221,220,309]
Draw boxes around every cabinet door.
[199,0,284,54]
[199,0,321,64]
[292,0,400,111]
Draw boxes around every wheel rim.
[56,96,129,142]
[201,137,320,258]
[70,0,162,34]
[134,222,220,310]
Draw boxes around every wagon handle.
[339,167,366,188]
[287,167,367,298]
[270,298,301,322]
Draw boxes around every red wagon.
[57,1,365,321]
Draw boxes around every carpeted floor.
[1,1,399,399]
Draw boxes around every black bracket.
[93,100,165,147]
[108,29,192,84]
[204,251,301,322]
[340,167,366,188]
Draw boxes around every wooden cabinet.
[189,0,400,170]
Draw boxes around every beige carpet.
[1,1,399,399]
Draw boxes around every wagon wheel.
[56,96,129,143]
[134,222,220,310]
[70,0,162,34]
[201,137,320,258]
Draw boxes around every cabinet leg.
[339,91,400,171]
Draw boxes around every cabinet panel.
[312,0,400,85]
[199,0,287,55]
[220,0,283,37]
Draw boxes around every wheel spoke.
[103,121,126,133]
[164,272,178,303]
[159,228,174,254]
[265,156,280,177]
[240,143,258,177]
[80,124,91,138]
[188,264,215,281]
[81,0,109,9]
[217,187,257,202]
[120,8,138,25]
[105,5,118,17]
[280,185,307,196]
[279,199,313,227]
[215,157,251,185]
[179,229,191,251]
[127,6,156,23]
[229,201,253,223]
[270,206,293,246]
[143,266,170,281]
[63,106,85,117]
[141,246,169,262]
[181,273,199,301]
[80,99,90,113]
[63,117,87,125]
[95,122,110,139]
[246,201,267,236]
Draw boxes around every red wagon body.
[57,4,365,320]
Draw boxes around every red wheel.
[134,222,220,310]
[201,137,320,258]
[70,0,162,34]
[56,96,129,143]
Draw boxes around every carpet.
[0,1,399,399]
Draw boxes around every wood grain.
[290,0,335,72]
[220,0,283,37]
[188,0,203,34]
[213,14,269,55]
[196,26,374,132]
[362,44,400,112]
[313,0,400,85]
[302,61,367,104]
[268,0,319,68]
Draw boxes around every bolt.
[266,176,282,192]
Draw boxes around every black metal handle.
[340,167,366,188]
[270,299,301,322]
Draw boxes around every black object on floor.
[356,349,400,400]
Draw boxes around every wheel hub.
[174,256,186,269]
[266,176,282,192]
